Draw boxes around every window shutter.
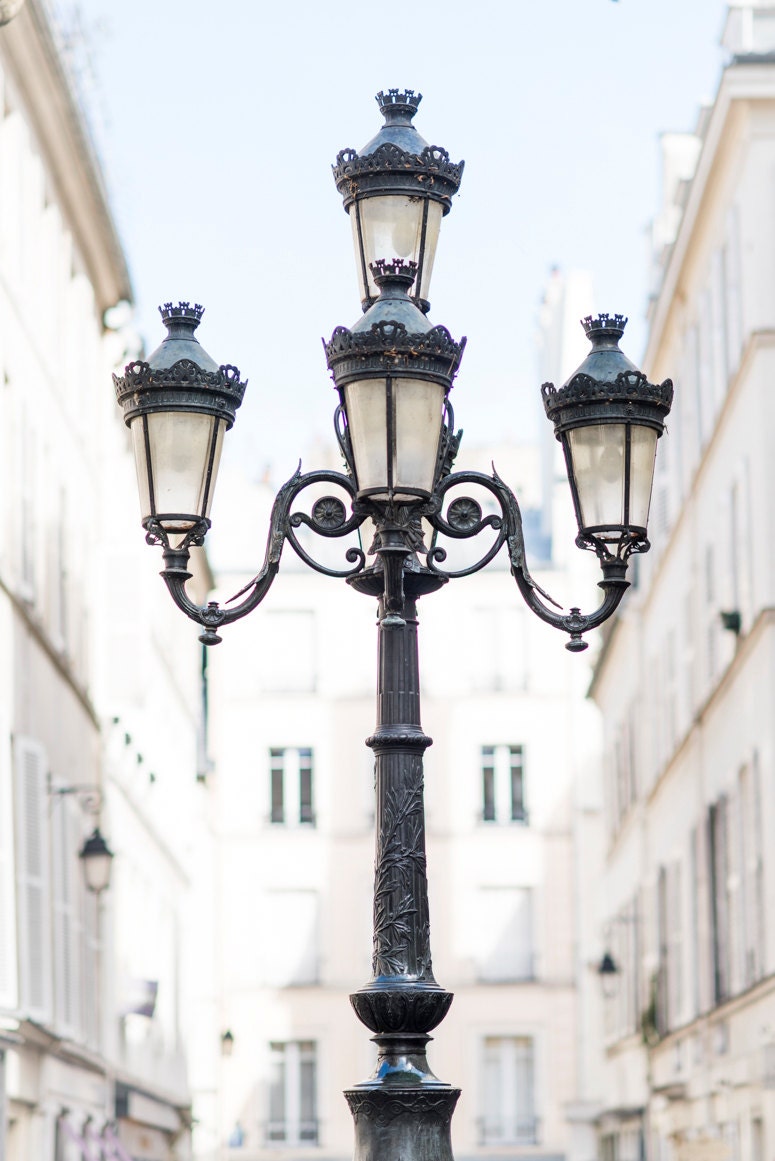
[0,731,18,1009]
[51,800,83,1038]
[14,736,52,1022]
[82,890,99,1048]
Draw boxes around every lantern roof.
[332,90,464,214]
[360,89,429,156]
[146,302,220,373]
[113,302,247,428]
[324,261,466,390]
[350,260,433,336]
[541,314,674,434]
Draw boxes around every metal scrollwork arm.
[153,467,369,645]
[426,468,630,652]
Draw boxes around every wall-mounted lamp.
[597,950,620,999]
[720,610,741,634]
[48,775,114,893]
[47,774,103,815]
[221,1029,234,1057]
[79,828,114,894]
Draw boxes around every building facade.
[204,392,604,1161]
[0,3,209,1157]
[591,7,775,1160]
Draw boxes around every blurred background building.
[6,2,775,1161]
[590,5,775,1160]
[204,415,604,1161]
[0,3,212,1158]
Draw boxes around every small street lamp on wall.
[48,776,114,895]
[114,91,673,1161]
[78,828,114,895]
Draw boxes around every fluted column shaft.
[346,591,458,1161]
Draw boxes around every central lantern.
[324,259,465,501]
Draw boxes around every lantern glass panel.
[344,375,445,500]
[394,377,445,494]
[567,423,627,537]
[82,850,112,894]
[628,425,659,530]
[130,411,224,531]
[353,196,443,303]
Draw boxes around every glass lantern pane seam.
[142,413,156,516]
[623,424,632,529]
[200,417,221,519]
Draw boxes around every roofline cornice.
[645,61,775,370]
[0,0,132,313]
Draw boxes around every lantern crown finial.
[375,89,423,125]
[582,313,628,343]
[370,258,418,291]
[160,301,205,329]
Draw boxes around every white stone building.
[0,3,209,1157]
[203,286,605,1161]
[590,6,775,1159]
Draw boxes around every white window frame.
[480,744,527,824]
[14,736,53,1022]
[269,747,315,827]
[266,1039,318,1146]
[479,1034,538,1146]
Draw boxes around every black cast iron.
[113,302,247,427]
[332,90,464,314]
[147,457,632,1158]
[125,286,660,1161]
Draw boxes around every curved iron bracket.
[147,463,629,651]
[425,467,630,651]
[150,467,370,645]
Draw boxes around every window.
[263,892,319,986]
[705,543,718,684]
[267,1041,318,1146]
[270,748,314,826]
[610,711,638,830]
[475,887,533,982]
[656,863,682,1034]
[600,1128,644,1161]
[481,745,526,824]
[259,611,316,692]
[604,900,640,1042]
[468,607,526,692]
[14,737,52,1022]
[480,1036,537,1146]
[739,758,764,987]
[708,797,730,1003]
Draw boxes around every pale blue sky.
[71,0,728,476]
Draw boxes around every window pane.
[299,749,314,825]
[509,746,526,821]
[568,423,626,535]
[482,763,496,822]
[270,751,284,824]
[480,1036,536,1146]
[268,1044,286,1140]
[299,1047,317,1142]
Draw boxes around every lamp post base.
[346,1033,460,1161]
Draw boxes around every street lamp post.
[114,91,673,1161]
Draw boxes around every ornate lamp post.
[115,91,672,1161]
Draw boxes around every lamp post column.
[346,564,459,1161]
